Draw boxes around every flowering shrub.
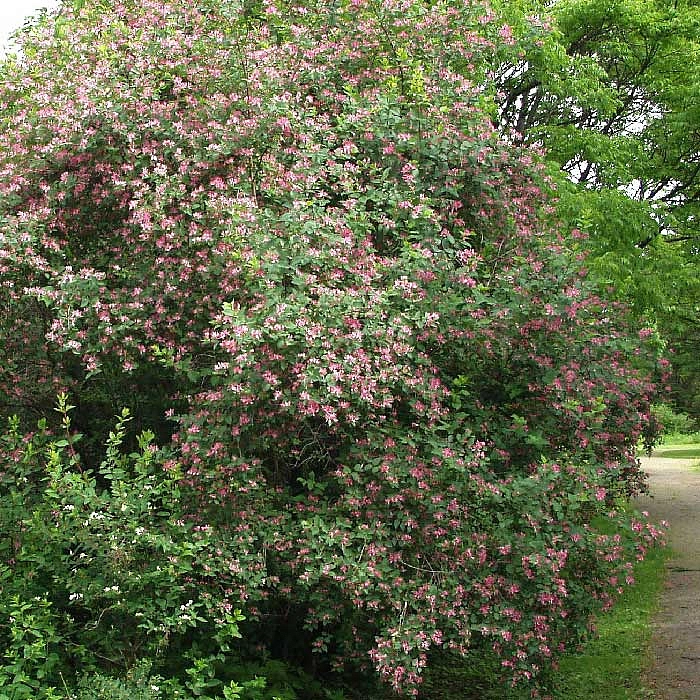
[0,397,316,699]
[0,0,666,696]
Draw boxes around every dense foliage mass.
[491,0,700,420]
[0,0,665,697]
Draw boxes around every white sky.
[0,0,61,56]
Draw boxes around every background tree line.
[492,0,700,420]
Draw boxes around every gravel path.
[636,454,700,700]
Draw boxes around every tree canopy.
[492,0,700,416]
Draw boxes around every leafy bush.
[71,661,162,700]
[0,398,298,700]
[0,0,667,697]
[651,402,697,437]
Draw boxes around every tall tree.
[492,0,700,415]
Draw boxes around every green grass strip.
[548,545,668,700]
[654,444,700,459]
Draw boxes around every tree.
[0,0,665,696]
[491,0,700,417]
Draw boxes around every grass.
[658,431,700,446]
[653,442,700,460]
[655,446,700,459]
[547,545,669,700]
[665,431,700,445]
[420,545,669,700]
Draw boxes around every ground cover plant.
[0,0,667,697]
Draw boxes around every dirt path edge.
[635,455,700,700]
